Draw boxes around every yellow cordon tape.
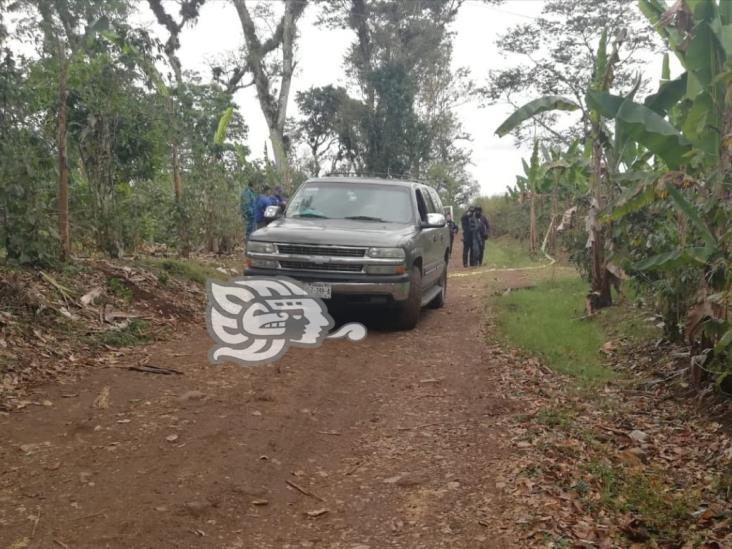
[448,250,559,279]
[448,262,556,278]
[448,241,563,279]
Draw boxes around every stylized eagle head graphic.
[206,277,336,366]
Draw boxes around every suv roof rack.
[323,171,428,184]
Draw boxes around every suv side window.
[415,189,429,223]
[420,186,437,213]
[428,188,443,212]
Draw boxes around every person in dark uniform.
[461,206,475,267]
[446,213,458,255]
[468,208,483,266]
[474,206,490,265]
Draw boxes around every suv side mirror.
[264,205,282,220]
[421,212,446,228]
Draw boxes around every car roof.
[305,176,421,188]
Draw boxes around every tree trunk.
[269,127,289,186]
[549,186,558,253]
[233,0,307,191]
[57,54,71,262]
[529,193,537,255]
[171,141,182,201]
[589,137,612,309]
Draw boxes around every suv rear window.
[286,182,415,224]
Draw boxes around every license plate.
[302,283,332,299]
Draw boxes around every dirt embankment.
[0,257,225,409]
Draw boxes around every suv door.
[414,187,437,287]
[427,187,448,265]
[417,186,441,289]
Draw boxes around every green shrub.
[107,276,133,302]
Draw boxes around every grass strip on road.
[493,276,614,385]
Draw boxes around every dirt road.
[0,255,525,549]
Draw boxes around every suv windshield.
[286,182,414,224]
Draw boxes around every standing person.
[475,206,490,265]
[272,185,288,209]
[469,208,483,267]
[240,182,257,240]
[446,212,458,256]
[461,206,475,267]
[255,186,275,229]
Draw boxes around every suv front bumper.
[243,268,410,301]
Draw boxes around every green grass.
[482,237,547,269]
[494,276,614,384]
[138,258,232,285]
[96,319,152,347]
[107,276,133,302]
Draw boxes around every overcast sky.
[137,0,644,197]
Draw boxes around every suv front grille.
[279,261,363,273]
[277,244,366,257]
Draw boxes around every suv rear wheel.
[394,266,422,330]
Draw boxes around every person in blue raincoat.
[240,182,257,240]
[272,185,288,209]
[255,186,276,229]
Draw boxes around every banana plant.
[496,30,624,308]
[596,0,732,385]
[541,141,590,254]
[595,0,732,176]
[511,141,545,254]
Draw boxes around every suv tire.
[394,266,422,330]
[429,265,447,309]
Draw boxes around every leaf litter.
[485,337,732,547]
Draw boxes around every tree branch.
[147,0,206,84]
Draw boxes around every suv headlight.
[367,247,405,259]
[247,241,275,254]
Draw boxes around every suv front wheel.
[394,266,422,330]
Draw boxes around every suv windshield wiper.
[292,212,329,219]
[343,215,386,222]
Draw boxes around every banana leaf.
[687,0,718,23]
[686,21,724,99]
[639,0,689,61]
[587,91,692,169]
[633,246,712,271]
[644,73,688,115]
[722,0,732,25]
[605,181,657,222]
[665,184,717,248]
[214,106,234,146]
[681,92,719,157]
[495,96,580,137]
[713,327,732,355]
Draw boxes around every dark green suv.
[244,177,450,329]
